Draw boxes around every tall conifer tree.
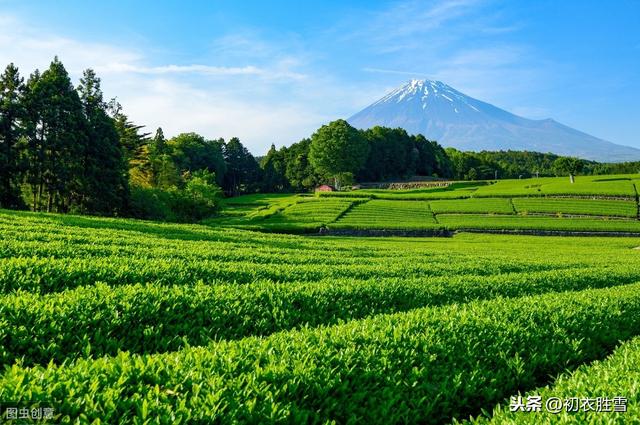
[0,63,27,208]
[77,69,129,213]
[24,57,87,211]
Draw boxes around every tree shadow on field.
[592,178,631,182]
[3,210,312,249]
[4,210,243,243]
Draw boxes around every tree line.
[0,58,264,221]
[261,120,452,192]
[445,149,587,181]
[2,58,638,221]
[260,119,632,192]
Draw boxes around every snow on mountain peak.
[348,79,640,162]
[373,79,478,114]
[373,79,467,109]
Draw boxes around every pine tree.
[110,105,151,187]
[0,63,27,208]
[23,58,88,212]
[77,69,129,213]
[23,70,45,211]
[151,127,166,156]
[148,127,168,187]
[155,153,181,189]
[38,58,87,211]
[112,107,151,167]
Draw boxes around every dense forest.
[1,58,638,221]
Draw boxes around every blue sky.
[0,0,638,154]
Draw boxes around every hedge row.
[3,267,640,366]
[475,336,640,423]
[3,283,640,423]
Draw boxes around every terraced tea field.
[212,175,640,234]
[511,197,638,218]
[429,197,514,214]
[1,209,640,423]
[321,175,640,200]
[331,199,437,229]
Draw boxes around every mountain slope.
[348,79,640,162]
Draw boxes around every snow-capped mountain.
[348,79,640,162]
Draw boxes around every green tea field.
[1,207,640,423]
[209,175,640,234]
[2,3,638,422]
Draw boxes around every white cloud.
[95,63,307,81]
[100,63,263,76]
[362,67,432,77]
[370,0,483,38]
[0,1,565,153]
[343,1,554,118]
[113,76,326,151]
[0,13,331,154]
[0,18,140,76]
[342,0,487,54]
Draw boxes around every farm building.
[315,185,336,192]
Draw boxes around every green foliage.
[7,264,640,367]
[128,173,221,223]
[223,137,262,196]
[167,132,226,185]
[476,336,640,423]
[3,210,640,422]
[4,278,640,423]
[472,175,637,198]
[216,175,640,233]
[24,57,88,212]
[258,198,354,230]
[513,197,637,218]
[179,170,223,216]
[259,131,453,193]
[260,144,291,192]
[223,193,299,206]
[309,119,369,187]
[4,55,640,220]
[112,104,151,168]
[153,153,181,189]
[0,60,131,215]
[3,60,455,212]
[0,267,640,364]
[282,138,322,190]
[445,149,595,181]
[437,214,640,232]
[319,181,484,200]
[554,156,585,182]
[0,63,27,209]
[332,199,437,229]
[430,198,514,214]
[76,68,129,214]
[128,187,177,221]
[359,126,417,181]
[356,126,452,181]
[151,127,166,155]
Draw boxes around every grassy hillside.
[2,209,640,423]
